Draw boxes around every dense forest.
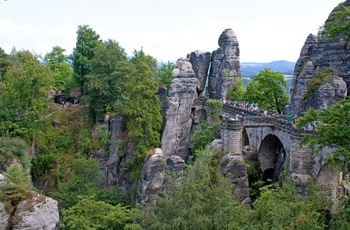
[1,1,350,228]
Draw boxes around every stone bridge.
[221,101,320,183]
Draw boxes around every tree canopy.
[85,39,128,121]
[0,50,51,139]
[244,68,289,114]
[319,3,350,40]
[123,49,162,180]
[72,25,101,95]
[44,46,73,92]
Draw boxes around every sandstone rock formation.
[0,174,59,230]
[289,1,350,116]
[161,58,200,161]
[137,151,166,204]
[189,50,211,93]
[208,28,240,99]
[12,193,59,230]
[137,150,185,204]
[303,76,347,112]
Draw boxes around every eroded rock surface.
[137,152,166,204]
[161,58,200,160]
[289,1,350,116]
[12,193,59,230]
[208,28,240,99]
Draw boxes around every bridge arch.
[258,134,286,182]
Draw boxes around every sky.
[0,0,344,63]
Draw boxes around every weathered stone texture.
[304,76,347,111]
[95,116,123,186]
[12,192,59,230]
[137,152,166,204]
[161,58,199,160]
[289,136,314,176]
[189,51,211,93]
[289,2,350,116]
[208,28,240,99]
[220,154,249,202]
[166,155,185,175]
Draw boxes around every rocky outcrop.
[289,2,350,116]
[0,174,59,230]
[189,51,211,93]
[289,61,315,116]
[137,150,166,204]
[95,116,123,186]
[161,58,200,161]
[137,150,185,204]
[220,154,249,203]
[303,76,347,112]
[208,28,240,99]
[12,193,59,230]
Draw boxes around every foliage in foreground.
[0,163,32,206]
[135,150,248,230]
[246,181,328,230]
[61,196,138,230]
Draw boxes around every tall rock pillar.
[161,58,200,161]
[208,28,241,99]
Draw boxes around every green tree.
[0,163,32,206]
[244,68,289,114]
[0,137,30,169]
[296,99,350,171]
[246,181,328,229]
[72,25,101,95]
[61,196,136,230]
[0,50,51,139]
[123,49,162,180]
[157,61,175,88]
[227,77,245,102]
[44,46,73,93]
[55,158,105,209]
[0,47,10,78]
[329,196,350,229]
[85,39,128,121]
[135,149,248,229]
[319,3,350,40]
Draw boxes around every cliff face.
[289,1,350,116]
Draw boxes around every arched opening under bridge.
[258,134,286,183]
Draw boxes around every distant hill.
[240,60,295,77]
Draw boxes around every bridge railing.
[222,101,314,136]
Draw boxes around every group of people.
[223,98,259,112]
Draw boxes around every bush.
[0,137,30,169]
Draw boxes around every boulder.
[12,192,59,230]
[166,155,185,175]
[137,153,166,204]
[220,154,249,202]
